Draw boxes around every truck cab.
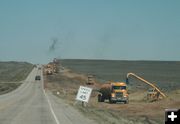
[110,82,129,104]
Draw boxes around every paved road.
[0,68,97,124]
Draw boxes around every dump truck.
[98,82,129,104]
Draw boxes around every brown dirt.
[45,67,180,124]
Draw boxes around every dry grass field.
[0,61,33,94]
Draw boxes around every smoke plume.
[49,38,58,53]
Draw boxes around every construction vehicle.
[45,64,53,75]
[86,74,95,85]
[52,63,59,73]
[43,58,60,75]
[53,58,60,73]
[98,82,129,104]
[126,73,167,101]
[53,58,60,65]
[46,69,53,75]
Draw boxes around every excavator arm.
[126,73,167,98]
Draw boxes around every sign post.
[76,86,92,107]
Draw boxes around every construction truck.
[86,74,95,85]
[46,69,53,75]
[45,64,53,75]
[98,82,129,104]
[126,73,167,102]
[52,63,59,73]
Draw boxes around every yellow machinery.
[126,73,167,101]
[44,60,59,75]
[44,64,53,75]
[86,74,95,85]
[98,82,129,104]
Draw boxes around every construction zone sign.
[76,86,92,103]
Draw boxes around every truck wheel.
[98,94,101,102]
[98,94,104,102]
[109,99,113,104]
[109,97,115,104]
[124,100,129,104]
[101,96,105,102]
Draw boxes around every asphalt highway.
[0,68,97,124]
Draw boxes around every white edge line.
[41,67,60,124]
[43,89,60,124]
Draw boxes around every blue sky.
[0,0,180,63]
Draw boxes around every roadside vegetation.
[0,61,33,94]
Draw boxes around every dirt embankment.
[0,61,33,94]
[45,67,180,124]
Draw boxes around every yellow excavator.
[126,73,167,102]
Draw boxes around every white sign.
[76,86,92,103]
